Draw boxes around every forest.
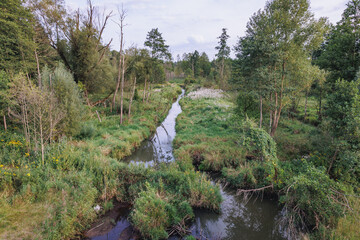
[0,0,359,239]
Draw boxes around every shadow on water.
[84,89,288,240]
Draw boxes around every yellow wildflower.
[25,153,30,157]
[27,173,30,176]
[0,165,3,167]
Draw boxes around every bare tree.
[112,5,127,109]
[120,54,126,124]
[9,74,64,164]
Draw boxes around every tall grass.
[0,83,188,239]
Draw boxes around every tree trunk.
[269,93,272,134]
[112,9,125,109]
[84,89,91,106]
[96,110,102,122]
[35,48,41,88]
[120,54,125,124]
[304,90,309,120]
[146,83,152,103]
[128,76,137,118]
[318,89,322,121]
[3,115,6,131]
[220,58,224,88]
[112,54,122,109]
[270,61,285,137]
[39,112,44,165]
[259,94,263,128]
[49,74,53,142]
[143,77,147,103]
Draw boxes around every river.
[85,89,287,240]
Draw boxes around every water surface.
[125,88,185,166]
[88,89,287,240]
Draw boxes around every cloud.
[65,0,347,58]
[187,35,206,44]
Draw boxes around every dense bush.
[42,63,85,136]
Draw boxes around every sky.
[64,0,348,60]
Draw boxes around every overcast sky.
[64,0,348,60]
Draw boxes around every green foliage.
[0,0,36,73]
[326,78,360,145]
[42,63,84,136]
[0,83,194,239]
[144,28,171,61]
[131,184,171,239]
[278,159,347,232]
[315,0,360,83]
[0,70,10,116]
[235,91,258,118]
[239,119,277,161]
[130,181,197,240]
[76,122,96,140]
[179,51,212,80]
[215,28,230,60]
[234,0,329,135]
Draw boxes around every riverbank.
[174,86,354,239]
[0,84,184,239]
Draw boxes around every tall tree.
[0,0,36,74]
[31,0,114,98]
[315,0,360,83]
[215,28,230,88]
[234,0,328,136]
[144,28,171,61]
[112,5,126,123]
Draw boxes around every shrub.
[42,63,84,136]
[130,183,174,240]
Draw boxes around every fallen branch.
[237,184,274,203]
[236,184,273,195]
[90,91,113,107]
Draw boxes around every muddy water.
[87,89,287,240]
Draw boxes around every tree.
[41,63,84,136]
[9,73,65,164]
[112,5,126,110]
[315,0,360,83]
[0,0,36,74]
[215,28,230,88]
[234,0,328,136]
[31,0,114,98]
[0,71,10,130]
[326,78,360,144]
[144,28,171,61]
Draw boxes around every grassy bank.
[1,83,214,239]
[174,86,356,239]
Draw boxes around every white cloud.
[65,0,347,58]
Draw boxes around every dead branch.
[236,184,273,195]
[90,91,114,107]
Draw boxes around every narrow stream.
[124,89,185,166]
[86,89,287,240]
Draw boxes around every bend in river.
[87,89,288,240]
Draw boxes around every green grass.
[0,83,199,239]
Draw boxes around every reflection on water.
[125,89,185,167]
[188,186,287,240]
